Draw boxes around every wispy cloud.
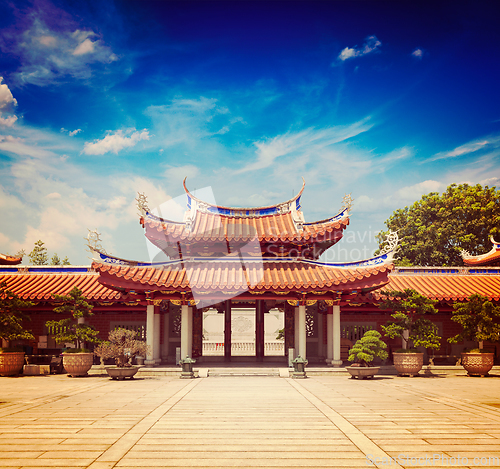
[337,36,381,62]
[424,134,500,163]
[0,5,118,86]
[82,129,150,155]
[236,118,374,174]
[411,48,424,59]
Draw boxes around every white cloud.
[425,134,500,163]
[412,48,424,59]
[1,11,118,86]
[337,36,382,62]
[0,77,18,126]
[0,135,54,158]
[236,118,374,173]
[83,129,150,155]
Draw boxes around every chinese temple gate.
[89,179,397,365]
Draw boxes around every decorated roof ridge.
[0,265,95,273]
[0,253,23,265]
[461,236,500,266]
[183,176,306,214]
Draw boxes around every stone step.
[206,367,281,377]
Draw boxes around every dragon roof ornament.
[136,192,150,218]
[341,193,353,214]
[86,229,109,257]
[379,230,399,256]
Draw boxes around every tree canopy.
[28,240,70,266]
[377,183,500,266]
[0,281,34,344]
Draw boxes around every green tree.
[0,281,34,346]
[62,257,70,265]
[448,294,500,350]
[377,183,500,266]
[29,240,48,265]
[348,330,388,366]
[380,289,441,350]
[50,253,61,265]
[46,287,99,350]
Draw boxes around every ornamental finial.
[379,230,399,256]
[85,229,108,256]
[460,248,472,259]
[341,193,353,214]
[136,192,150,217]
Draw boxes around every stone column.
[145,304,155,365]
[181,304,193,359]
[332,305,342,367]
[326,305,333,364]
[298,304,306,359]
[294,306,299,358]
[256,300,265,361]
[154,307,161,362]
[224,300,231,362]
[163,307,169,362]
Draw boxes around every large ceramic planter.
[461,352,494,377]
[392,352,424,377]
[105,366,139,380]
[62,353,94,377]
[346,366,379,380]
[0,352,25,376]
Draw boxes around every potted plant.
[380,289,441,377]
[347,330,388,379]
[0,281,34,376]
[94,328,150,380]
[448,294,500,377]
[46,287,100,377]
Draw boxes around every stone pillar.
[163,307,170,362]
[255,300,265,361]
[145,304,155,365]
[224,300,231,362]
[154,308,161,362]
[181,304,193,359]
[332,305,342,367]
[294,306,299,357]
[298,304,306,359]
[326,306,333,364]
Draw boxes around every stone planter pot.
[62,353,94,377]
[392,352,424,377]
[105,366,139,380]
[461,352,494,377]
[346,366,379,380]
[0,352,25,376]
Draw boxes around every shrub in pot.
[94,328,150,380]
[347,330,388,379]
[448,294,500,377]
[380,289,441,376]
[0,281,34,376]
[46,287,100,377]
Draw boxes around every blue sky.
[0,0,499,265]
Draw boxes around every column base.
[144,359,161,366]
[331,359,343,368]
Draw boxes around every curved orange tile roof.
[93,259,392,294]
[0,253,22,265]
[144,211,349,244]
[0,269,122,301]
[376,267,500,301]
[463,249,500,267]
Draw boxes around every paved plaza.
[1,372,500,469]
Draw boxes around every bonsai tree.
[46,287,100,351]
[94,328,150,367]
[448,293,500,350]
[0,281,34,348]
[380,289,441,351]
[348,330,388,366]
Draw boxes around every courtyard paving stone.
[0,372,500,468]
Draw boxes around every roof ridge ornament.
[136,192,150,218]
[379,230,399,256]
[341,193,353,214]
[86,229,109,257]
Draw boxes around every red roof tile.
[144,211,349,244]
[0,271,122,301]
[93,259,392,294]
[376,268,500,301]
